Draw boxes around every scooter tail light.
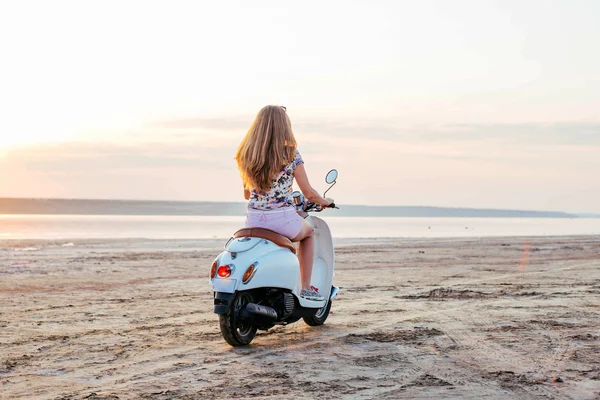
[217,265,232,278]
[242,264,255,284]
[210,261,217,279]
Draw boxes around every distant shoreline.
[1,198,596,218]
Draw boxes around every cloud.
[154,116,600,147]
[150,115,413,142]
[2,118,599,211]
[2,141,235,173]
[0,141,242,200]
[438,122,600,145]
[299,120,600,149]
[6,120,599,174]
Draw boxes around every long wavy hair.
[236,105,297,193]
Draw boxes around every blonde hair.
[236,105,297,193]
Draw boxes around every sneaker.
[300,288,325,301]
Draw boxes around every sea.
[0,214,598,240]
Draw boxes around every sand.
[1,235,599,399]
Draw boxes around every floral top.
[248,150,304,210]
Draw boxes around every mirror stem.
[323,181,336,198]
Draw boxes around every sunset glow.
[1,0,599,212]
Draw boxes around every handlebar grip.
[305,201,338,211]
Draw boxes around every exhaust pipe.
[242,303,278,320]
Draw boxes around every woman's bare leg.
[292,219,314,290]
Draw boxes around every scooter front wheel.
[303,299,332,326]
[219,291,257,346]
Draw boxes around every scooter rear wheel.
[303,299,332,326]
[219,291,257,346]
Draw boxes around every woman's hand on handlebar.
[315,198,335,211]
[303,198,336,212]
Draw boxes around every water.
[0,214,598,240]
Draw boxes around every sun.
[0,121,78,149]
[0,134,56,149]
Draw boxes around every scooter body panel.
[212,237,300,293]
[210,215,334,310]
[295,215,334,308]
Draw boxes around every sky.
[0,0,599,213]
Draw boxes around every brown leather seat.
[232,227,297,254]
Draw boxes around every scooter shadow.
[226,324,337,352]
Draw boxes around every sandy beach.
[1,235,599,399]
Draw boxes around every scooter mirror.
[325,169,338,184]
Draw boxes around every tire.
[303,298,332,326]
[219,291,257,346]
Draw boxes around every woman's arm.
[294,163,333,207]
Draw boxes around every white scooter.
[209,169,340,346]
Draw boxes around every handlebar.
[303,201,339,212]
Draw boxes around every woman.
[235,105,333,301]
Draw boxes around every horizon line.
[0,196,593,216]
